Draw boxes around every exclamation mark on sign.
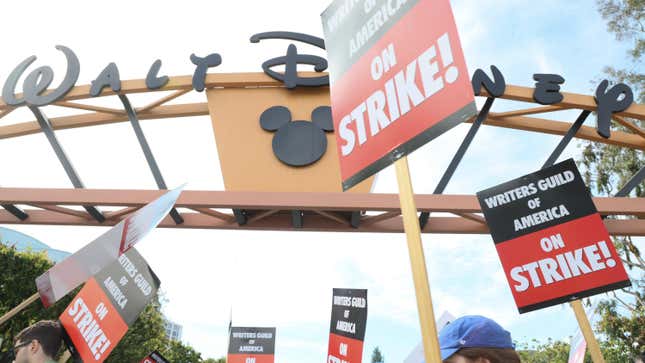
[597,241,616,268]
[95,340,111,361]
[437,33,458,84]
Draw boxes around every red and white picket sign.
[322,0,476,190]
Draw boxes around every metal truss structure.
[0,72,643,235]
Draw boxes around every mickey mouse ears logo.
[260,105,334,166]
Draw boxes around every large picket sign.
[60,248,160,363]
[477,159,631,313]
[227,327,276,363]
[322,0,476,190]
[327,288,368,363]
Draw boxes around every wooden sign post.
[396,157,442,363]
[571,301,605,363]
[321,1,476,361]
[0,292,39,326]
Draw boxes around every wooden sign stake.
[0,292,39,327]
[395,156,442,363]
[571,300,605,363]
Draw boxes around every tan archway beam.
[0,72,642,118]
[480,85,645,120]
[481,114,645,150]
[0,188,642,214]
[1,102,642,150]
[0,188,640,234]
[0,102,210,140]
[0,72,282,110]
[0,74,642,150]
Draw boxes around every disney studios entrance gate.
[0,35,642,363]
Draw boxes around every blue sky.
[0,1,641,362]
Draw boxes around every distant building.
[165,319,183,341]
[0,227,70,263]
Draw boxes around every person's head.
[439,315,521,363]
[12,320,62,363]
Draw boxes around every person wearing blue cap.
[437,315,521,363]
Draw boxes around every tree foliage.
[105,295,168,363]
[517,338,592,363]
[371,346,384,363]
[161,340,204,363]
[201,358,226,363]
[0,244,221,362]
[0,244,73,357]
[596,0,644,59]
[596,299,645,362]
[576,0,645,360]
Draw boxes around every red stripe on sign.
[59,277,128,363]
[496,214,630,310]
[227,354,275,363]
[327,332,365,363]
[330,0,474,182]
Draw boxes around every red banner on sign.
[227,355,275,363]
[59,278,127,363]
[327,333,364,363]
[496,214,630,312]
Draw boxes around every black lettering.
[250,31,328,89]
[190,53,222,92]
[146,59,169,90]
[471,65,505,97]
[2,45,79,106]
[594,80,634,138]
[533,74,565,105]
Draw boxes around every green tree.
[105,295,168,363]
[371,346,384,363]
[595,300,644,362]
[517,338,592,363]
[577,0,644,360]
[0,244,184,362]
[162,339,203,363]
[201,358,226,363]
[596,0,644,60]
[0,244,74,358]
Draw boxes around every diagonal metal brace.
[118,95,183,224]
[538,110,643,220]
[542,110,591,169]
[614,166,645,198]
[420,97,495,229]
[1,203,28,221]
[29,106,105,222]
[601,166,645,220]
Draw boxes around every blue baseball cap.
[438,315,515,360]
